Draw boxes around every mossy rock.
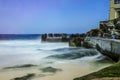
[74,61,120,80]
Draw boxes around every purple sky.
[0,0,109,34]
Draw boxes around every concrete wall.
[86,37,120,54]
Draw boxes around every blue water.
[0,34,41,40]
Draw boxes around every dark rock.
[69,37,84,47]
[40,66,62,73]
[41,34,47,41]
[11,73,35,80]
[3,64,37,69]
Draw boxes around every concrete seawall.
[87,37,120,54]
[86,37,120,61]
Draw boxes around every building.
[110,0,120,20]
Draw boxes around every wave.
[95,55,114,63]
[46,48,99,60]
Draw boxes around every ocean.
[0,35,112,80]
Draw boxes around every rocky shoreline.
[72,16,120,80]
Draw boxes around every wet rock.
[41,34,47,41]
[40,66,62,73]
[61,33,68,42]
[11,73,35,80]
[69,38,83,47]
[3,64,37,69]
[69,33,86,47]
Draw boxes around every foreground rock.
[74,61,120,80]
[11,73,35,80]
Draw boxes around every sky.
[0,0,109,34]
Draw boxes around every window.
[114,0,120,4]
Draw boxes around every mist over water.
[0,39,112,80]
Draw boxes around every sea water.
[0,39,112,80]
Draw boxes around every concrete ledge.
[86,37,120,62]
[86,37,120,54]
